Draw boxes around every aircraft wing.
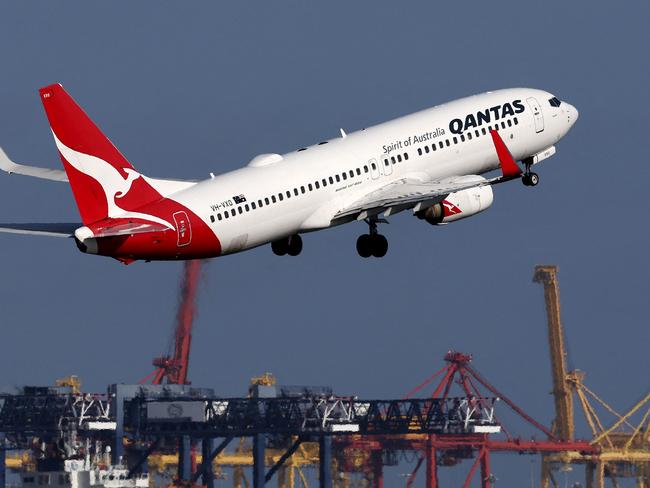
[334,129,523,220]
[334,174,490,220]
[0,146,69,182]
[0,222,79,237]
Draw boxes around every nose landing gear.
[521,158,539,187]
[356,218,388,258]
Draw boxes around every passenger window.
[342,173,347,180]
[453,137,458,144]
[475,129,480,137]
[245,204,250,211]
[335,175,340,182]
[371,163,376,170]
[418,148,422,156]
[301,186,305,193]
[272,196,277,203]
[390,156,396,164]
[364,166,369,173]
[210,215,215,223]
[445,140,450,147]
[286,191,291,198]
[251,202,256,210]
[356,168,361,175]
[294,188,299,196]
[315,181,320,189]
[322,178,327,186]
[265,197,270,205]
[258,199,263,207]
[439,141,444,149]
[501,121,506,129]
[431,144,436,151]
[425,146,430,154]
[514,118,518,125]
[482,127,487,135]
[308,183,313,191]
[384,159,389,166]
[231,209,236,217]
[329,176,334,184]
[349,170,354,177]
[218,214,223,221]
[507,119,512,127]
[404,153,409,160]
[224,212,229,219]
[238,207,243,214]
[278,193,283,201]
[397,155,402,162]
[467,132,472,140]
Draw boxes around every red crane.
[140,260,202,385]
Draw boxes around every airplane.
[0,84,578,264]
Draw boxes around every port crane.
[140,260,202,385]
[534,265,650,488]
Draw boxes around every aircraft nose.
[565,102,579,126]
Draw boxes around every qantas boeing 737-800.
[0,84,577,263]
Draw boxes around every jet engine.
[415,185,493,225]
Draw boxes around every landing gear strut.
[356,219,388,258]
[271,234,303,256]
[522,158,539,187]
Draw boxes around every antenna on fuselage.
[340,128,347,139]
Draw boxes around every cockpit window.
[548,97,561,107]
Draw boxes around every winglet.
[490,129,521,178]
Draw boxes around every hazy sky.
[1,2,648,486]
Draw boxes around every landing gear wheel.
[356,234,372,258]
[271,239,288,256]
[371,234,388,258]
[528,172,539,186]
[287,235,303,256]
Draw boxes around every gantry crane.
[140,260,202,385]
[533,265,575,442]
[533,264,650,488]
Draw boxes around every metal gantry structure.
[123,392,500,488]
[534,265,650,488]
[333,351,597,488]
[141,260,203,386]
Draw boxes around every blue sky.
[1,2,648,486]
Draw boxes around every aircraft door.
[526,97,544,133]
[369,158,380,179]
[173,211,192,247]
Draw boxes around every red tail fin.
[39,83,162,224]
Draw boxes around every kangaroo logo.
[52,132,174,229]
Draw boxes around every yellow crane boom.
[533,265,574,441]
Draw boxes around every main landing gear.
[356,219,388,258]
[271,234,302,256]
[521,158,539,187]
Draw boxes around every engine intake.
[416,185,494,225]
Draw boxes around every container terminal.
[1,264,648,488]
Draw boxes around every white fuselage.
[171,88,578,255]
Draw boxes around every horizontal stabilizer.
[0,146,68,182]
[90,220,170,238]
[0,222,79,237]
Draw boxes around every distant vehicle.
[0,84,577,263]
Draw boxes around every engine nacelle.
[416,185,493,225]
